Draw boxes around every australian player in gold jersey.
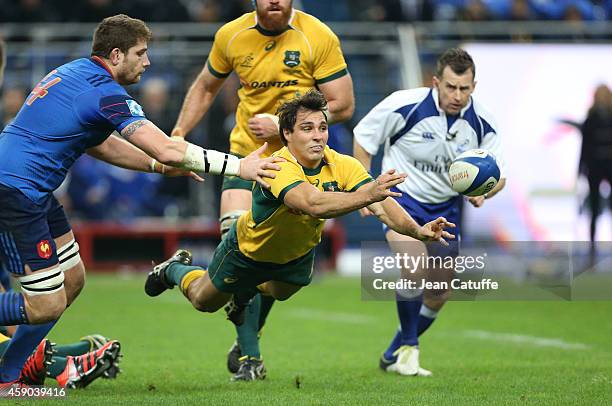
[170,0,355,379]
[145,90,455,381]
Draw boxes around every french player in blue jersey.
[0,15,282,386]
[354,48,507,376]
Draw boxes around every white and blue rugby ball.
[449,149,500,197]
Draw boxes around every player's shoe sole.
[145,249,192,296]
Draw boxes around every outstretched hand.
[363,169,407,203]
[418,216,456,246]
[239,142,285,189]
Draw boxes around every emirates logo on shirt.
[37,240,52,259]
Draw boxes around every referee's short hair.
[436,48,475,80]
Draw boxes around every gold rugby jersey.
[236,146,372,264]
[207,10,348,157]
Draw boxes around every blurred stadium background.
[1,1,612,402]
[2,0,612,270]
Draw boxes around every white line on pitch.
[286,308,375,324]
[462,329,590,350]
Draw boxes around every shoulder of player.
[469,96,498,129]
[370,88,430,115]
[291,9,337,38]
[322,146,356,168]
[215,12,257,40]
[273,147,306,171]
[388,88,430,106]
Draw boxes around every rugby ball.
[449,149,500,197]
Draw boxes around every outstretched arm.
[120,120,282,188]
[86,133,203,181]
[367,198,455,244]
[283,170,406,219]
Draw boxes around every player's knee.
[423,288,451,310]
[190,297,221,313]
[219,210,246,237]
[26,293,67,323]
[18,265,67,322]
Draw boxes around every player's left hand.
[418,216,456,246]
[467,196,485,208]
[162,166,205,182]
[248,115,280,140]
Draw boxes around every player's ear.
[432,76,440,89]
[109,48,122,65]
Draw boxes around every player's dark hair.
[91,14,152,59]
[277,90,328,145]
[436,48,475,80]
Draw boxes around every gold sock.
[180,269,206,295]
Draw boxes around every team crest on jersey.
[126,100,144,117]
[283,50,301,67]
[322,181,340,192]
[37,240,52,259]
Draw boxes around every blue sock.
[396,293,422,347]
[383,328,402,361]
[417,304,439,336]
[0,292,28,325]
[0,321,56,382]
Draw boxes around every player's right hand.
[238,142,286,189]
[248,114,280,141]
[364,169,406,203]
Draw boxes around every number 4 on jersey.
[26,70,62,105]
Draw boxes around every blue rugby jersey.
[0,57,146,203]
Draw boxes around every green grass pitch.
[38,273,612,405]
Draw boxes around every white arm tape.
[18,266,65,296]
[182,143,240,176]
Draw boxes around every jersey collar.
[253,8,296,36]
[90,56,115,80]
[431,87,473,118]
